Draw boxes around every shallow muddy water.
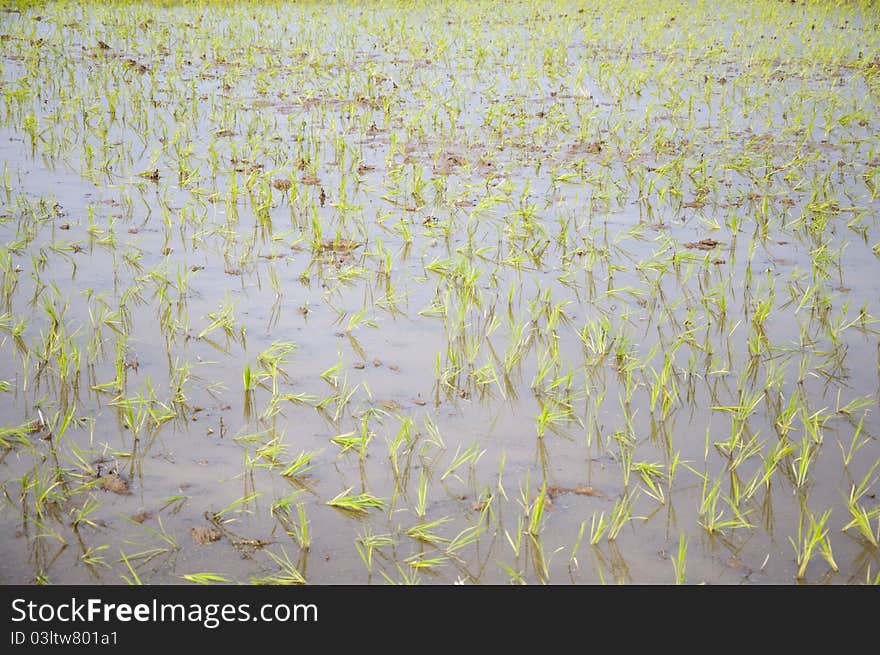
[0,0,879,585]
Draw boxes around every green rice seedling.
[671,534,688,585]
[527,534,550,584]
[320,352,343,387]
[278,392,320,408]
[801,407,831,446]
[415,469,429,519]
[416,415,444,453]
[242,363,256,393]
[729,432,765,474]
[159,494,189,515]
[535,398,569,438]
[114,541,175,569]
[281,451,318,479]
[841,499,880,548]
[130,516,179,557]
[405,552,448,572]
[213,492,263,522]
[331,428,372,457]
[791,434,818,491]
[611,429,635,489]
[635,461,666,505]
[356,530,398,575]
[254,434,287,470]
[326,488,385,514]
[698,476,752,535]
[497,561,526,585]
[791,508,838,579]
[197,294,238,341]
[504,513,526,560]
[404,511,451,545]
[440,442,485,482]
[181,573,233,585]
[29,465,66,522]
[527,484,548,537]
[80,544,111,569]
[345,307,374,333]
[841,461,880,547]
[117,550,144,585]
[70,497,103,532]
[667,450,684,488]
[712,388,765,426]
[743,438,796,501]
[838,416,869,468]
[288,503,310,551]
[567,520,588,573]
[0,421,40,450]
[446,525,481,562]
[385,428,409,487]
[607,490,638,541]
[271,490,304,518]
[0,0,878,587]
[379,563,422,586]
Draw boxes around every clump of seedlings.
[0,0,878,585]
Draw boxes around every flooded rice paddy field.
[0,0,879,585]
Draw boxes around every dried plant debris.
[130,511,153,524]
[547,484,606,499]
[99,472,131,495]
[317,238,361,252]
[684,238,719,250]
[191,527,222,545]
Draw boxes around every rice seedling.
[415,469,429,519]
[197,295,239,341]
[841,461,880,547]
[698,475,754,535]
[281,502,311,551]
[526,484,548,537]
[117,550,144,586]
[182,573,232,585]
[440,442,485,482]
[0,0,877,586]
[281,450,319,480]
[588,511,610,547]
[331,430,371,456]
[379,563,422,586]
[212,492,263,523]
[635,461,667,505]
[257,547,307,585]
[406,517,452,546]
[405,552,448,572]
[446,524,482,561]
[159,494,190,515]
[791,507,838,580]
[356,530,398,575]
[671,534,688,585]
[838,416,869,469]
[606,490,639,542]
[326,489,385,514]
